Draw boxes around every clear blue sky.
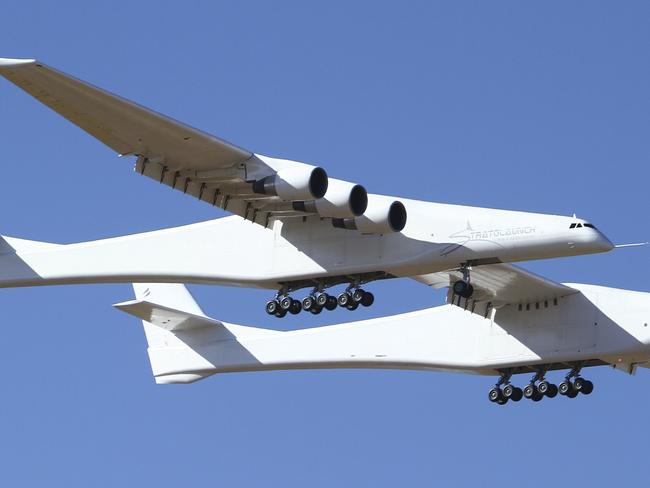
[1,1,649,486]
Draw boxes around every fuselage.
[0,197,613,290]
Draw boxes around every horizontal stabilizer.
[113,298,221,331]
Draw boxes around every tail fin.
[114,283,276,384]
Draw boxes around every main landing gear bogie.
[265,285,375,318]
[488,367,594,406]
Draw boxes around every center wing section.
[413,263,579,318]
[0,58,406,232]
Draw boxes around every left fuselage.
[0,197,613,290]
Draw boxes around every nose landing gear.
[453,264,474,299]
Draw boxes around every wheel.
[265,300,279,315]
[453,281,474,299]
[574,377,589,392]
[496,397,508,405]
[315,292,328,307]
[325,295,338,311]
[566,386,578,398]
[502,384,514,399]
[279,296,293,311]
[274,309,287,318]
[302,296,315,311]
[558,381,572,396]
[532,390,543,402]
[538,380,557,397]
[352,288,365,303]
[511,386,523,402]
[289,299,302,315]
[337,292,351,307]
[453,280,468,297]
[360,291,374,307]
[346,301,359,311]
[309,305,322,315]
[488,387,502,402]
[523,384,537,399]
[537,380,550,395]
[579,379,593,395]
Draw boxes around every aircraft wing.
[0,58,399,230]
[413,263,579,317]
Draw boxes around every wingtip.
[0,58,37,69]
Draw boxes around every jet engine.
[332,198,406,234]
[293,179,368,219]
[252,166,328,201]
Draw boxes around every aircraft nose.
[593,231,615,252]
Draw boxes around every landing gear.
[453,264,474,299]
[558,365,593,398]
[266,279,377,318]
[488,364,596,405]
[488,371,522,405]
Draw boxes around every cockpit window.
[569,222,597,229]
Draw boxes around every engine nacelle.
[293,179,368,219]
[332,198,407,234]
[252,166,328,201]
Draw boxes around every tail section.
[114,283,277,384]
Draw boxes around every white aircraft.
[115,277,650,405]
[0,58,615,320]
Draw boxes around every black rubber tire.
[566,387,578,399]
[574,377,587,391]
[453,281,468,297]
[346,301,359,311]
[337,292,351,307]
[280,296,293,311]
[352,288,365,303]
[580,380,594,395]
[302,296,315,311]
[488,387,502,402]
[496,397,508,405]
[325,296,338,311]
[511,387,523,402]
[275,309,287,318]
[546,384,558,398]
[309,305,322,315]
[289,299,302,315]
[532,391,543,402]
[502,384,515,399]
[360,291,374,307]
[265,300,279,315]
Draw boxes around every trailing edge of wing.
[0,57,252,170]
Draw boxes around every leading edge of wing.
[0,57,252,170]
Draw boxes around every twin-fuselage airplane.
[0,57,646,405]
